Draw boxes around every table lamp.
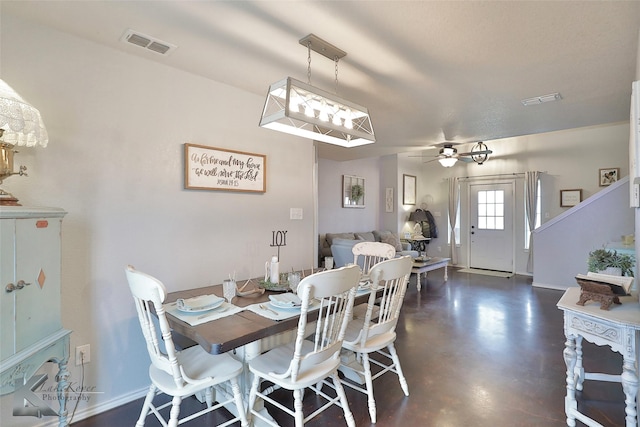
[409,210,428,236]
[0,79,48,205]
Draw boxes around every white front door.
[468,182,514,272]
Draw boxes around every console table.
[412,257,450,291]
[557,287,640,427]
[0,207,70,427]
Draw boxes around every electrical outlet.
[76,344,91,365]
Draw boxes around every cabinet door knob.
[16,280,27,289]
[5,283,15,293]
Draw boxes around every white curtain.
[525,171,541,272]
[448,177,460,264]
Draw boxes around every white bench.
[412,257,450,291]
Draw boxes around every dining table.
[160,270,375,425]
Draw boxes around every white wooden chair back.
[125,265,185,389]
[352,241,396,276]
[349,256,412,346]
[279,264,360,384]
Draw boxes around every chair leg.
[362,353,377,423]
[331,373,355,427]
[248,375,261,421]
[389,344,409,396]
[136,384,156,427]
[205,386,213,408]
[230,377,249,427]
[293,388,304,427]
[168,395,182,427]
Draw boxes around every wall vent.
[120,29,177,56]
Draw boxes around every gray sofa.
[319,230,419,268]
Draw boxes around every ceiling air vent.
[120,29,177,56]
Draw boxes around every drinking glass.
[325,256,334,270]
[223,279,236,304]
[288,272,301,294]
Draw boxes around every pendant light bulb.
[332,111,342,126]
[344,109,353,129]
[304,103,314,118]
[319,100,329,122]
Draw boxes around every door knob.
[5,283,15,293]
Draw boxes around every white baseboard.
[532,281,569,291]
[39,386,149,426]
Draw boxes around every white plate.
[176,295,224,313]
[269,293,302,308]
[196,305,229,316]
[269,301,301,311]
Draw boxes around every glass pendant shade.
[259,77,375,148]
[438,157,458,167]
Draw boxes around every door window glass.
[477,190,504,230]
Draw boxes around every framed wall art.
[599,168,619,186]
[403,174,416,205]
[560,189,582,207]
[343,175,365,208]
[184,143,266,193]
[385,188,394,212]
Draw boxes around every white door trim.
[465,179,516,273]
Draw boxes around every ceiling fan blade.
[457,149,493,157]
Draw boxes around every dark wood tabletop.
[165,280,372,355]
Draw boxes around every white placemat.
[164,301,244,326]
[246,302,301,321]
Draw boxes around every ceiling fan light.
[439,157,458,167]
[441,146,456,156]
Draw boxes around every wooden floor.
[71,269,626,427]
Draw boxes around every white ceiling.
[4,1,640,160]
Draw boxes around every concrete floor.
[71,268,626,427]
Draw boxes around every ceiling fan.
[412,142,493,167]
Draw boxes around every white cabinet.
[0,206,71,426]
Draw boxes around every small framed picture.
[403,174,416,205]
[560,189,582,207]
[599,168,619,186]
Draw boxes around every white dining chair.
[352,241,396,277]
[247,264,361,427]
[125,265,248,427]
[351,241,396,320]
[339,255,412,424]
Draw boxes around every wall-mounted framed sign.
[560,189,582,207]
[184,143,266,193]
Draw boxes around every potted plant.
[350,184,364,204]
[587,248,635,277]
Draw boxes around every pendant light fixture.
[259,34,375,148]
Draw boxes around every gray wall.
[1,13,316,424]
[533,178,634,290]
